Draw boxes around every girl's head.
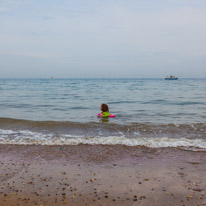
[101,104,109,112]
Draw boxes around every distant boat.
[165,75,178,80]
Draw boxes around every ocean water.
[0,78,206,150]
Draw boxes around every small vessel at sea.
[165,75,178,80]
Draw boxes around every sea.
[0,78,206,151]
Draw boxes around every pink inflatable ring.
[97,113,116,118]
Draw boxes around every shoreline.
[0,144,206,205]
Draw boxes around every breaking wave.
[0,118,206,151]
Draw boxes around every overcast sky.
[0,0,206,78]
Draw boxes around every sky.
[0,0,206,78]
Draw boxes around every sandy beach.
[0,144,205,206]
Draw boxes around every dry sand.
[0,144,206,206]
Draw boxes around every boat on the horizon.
[165,75,178,80]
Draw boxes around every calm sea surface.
[0,78,206,150]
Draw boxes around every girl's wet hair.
[101,104,109,112]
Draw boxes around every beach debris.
[140,196,146,200]
[192,188,204,192]
[189,162,200,165]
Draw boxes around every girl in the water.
[97,104,115,118]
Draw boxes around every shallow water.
[0,78,206,124]
[0,78,206,150]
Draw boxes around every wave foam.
[1,129,206,151]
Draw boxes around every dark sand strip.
[0,145,206,206]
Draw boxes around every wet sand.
[0,144,206,206]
